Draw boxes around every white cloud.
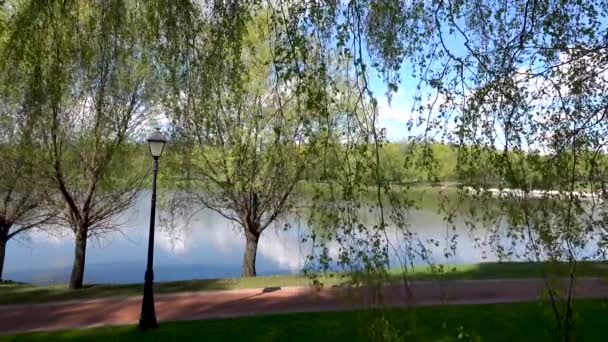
[378,101,410,122]
[376,91,419,141]
[376,88,417,122]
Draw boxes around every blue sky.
[370,69,419,142]
[369,7,608,145]
[367,27,468,142]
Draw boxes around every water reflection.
[5,193,604,285]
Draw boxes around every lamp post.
[139,128,167,330]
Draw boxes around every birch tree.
[2,0,154,289]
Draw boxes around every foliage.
[153,3,387,277]
[0,59,56,281]
[403,1,608,339]
[0,0,156,288]
[1,6,607,342]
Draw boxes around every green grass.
[0,274,319,305]
[393,260,608,280]
[2,261,607,305]
[2,299,607,341]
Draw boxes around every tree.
[152,2,607,338]
[2,0,154,289]
[0,0,56,282]
[156,2,364,276]
[162,9,294,277]
[0,88,55,281]
[401,1,608,339]
[148,1,418,279]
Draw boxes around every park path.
[0,277,607,334]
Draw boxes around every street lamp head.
[147,128,167,158]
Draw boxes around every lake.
[5,192,603,285]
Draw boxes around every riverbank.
[296,182,461,208]
[464,186,606,202]
[1,261,607,305]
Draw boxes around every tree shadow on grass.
[0,276,300,306]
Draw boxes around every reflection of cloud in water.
[258,228,305,271]
[160,211,307,271]
[158,210,243,256]
[156,229,188,254]
[200,223,242,255]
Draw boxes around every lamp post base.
[139,317,159,330]
[139,269,158,330]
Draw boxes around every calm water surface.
[5,193,602,285]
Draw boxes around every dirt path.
[1,277,607,334]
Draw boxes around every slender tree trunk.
[0,238,6,282]
[0,225,8,282]
[69,226,88,289]
[242,229,260,277]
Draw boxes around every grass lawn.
[2,299,607,341]
[1,261,607,305]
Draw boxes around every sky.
[367,28,467,143]
[370,70,420,142]
[371,7,608,146]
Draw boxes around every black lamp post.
[139,128,167,330]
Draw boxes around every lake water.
[5,193,603,285]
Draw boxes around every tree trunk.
[0,225,8,282]
[242,230,260,277]
[69,227,88,289]
[0,238,6,282]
